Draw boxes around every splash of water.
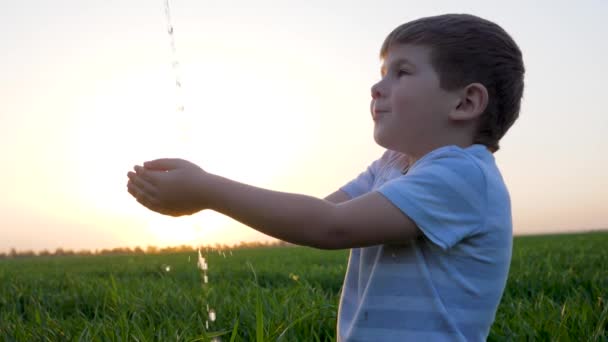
[198,248,215,330]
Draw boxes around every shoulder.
[377,145,497,249]
[409,145,490,189]
[414,144,487,167]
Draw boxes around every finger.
[143,158,181,171]
[134,174,158,196]
[127,180,180,216]
[136,196,153,210]
[129,182,159,210]
[127,181,144,200]
[133,166,158,186]
[128,171,156,195]
[127,181,172,213]
[137,196,176,216]
[127,180,152,202]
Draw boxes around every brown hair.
[380,14,525,152]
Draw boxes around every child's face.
[371,44,460,157]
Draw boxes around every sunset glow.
[1,0,607,253]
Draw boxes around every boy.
[127,13,524,341]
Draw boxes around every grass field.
[0,232,606,341]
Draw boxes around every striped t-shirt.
[338,145,512,341]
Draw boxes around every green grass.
[0,232,606,341]
[490,232,608,341]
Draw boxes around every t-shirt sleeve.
[340,150,392,199]
[377,149,488,250]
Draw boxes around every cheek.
[393,88,443,123]
[391,84,419,111]
[392,94,423,124]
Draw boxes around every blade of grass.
[229,319,239,342]
[256,288,264,342]
[188,330,231,342]
[275,309,317,341]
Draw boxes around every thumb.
[143,158,182,171]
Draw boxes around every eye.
[397,69,410,77]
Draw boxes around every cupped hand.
[126,158,209,216]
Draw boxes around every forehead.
[380,44,433,68]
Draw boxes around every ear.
[448,83,488,121]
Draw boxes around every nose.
[371,79,384,100]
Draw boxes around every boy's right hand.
[126,158,210,217]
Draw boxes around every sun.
[145,211,232,247]
[64,61,316,247]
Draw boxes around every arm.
[127,159,420,250]
[324,190,351,204]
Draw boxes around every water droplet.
[209,309,216,322]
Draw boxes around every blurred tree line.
[0,240,294,259]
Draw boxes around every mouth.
[372,109,389,121]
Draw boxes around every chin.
[373,128,393,150]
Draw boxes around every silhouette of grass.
[0,232,606,341]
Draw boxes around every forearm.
[205,173,340,249]
[130,159,418,249]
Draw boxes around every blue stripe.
[353,309,457,332]
[436,284,504,309]
[359,295,445,312]
[451,308,495,326]
[365,274,435,297]
[347,328,464,342]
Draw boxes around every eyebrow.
[380,58,415,76]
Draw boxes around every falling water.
[164,0,185,115]
[198,248,216,334]
[164,0,218,335]
[165,1,238,329]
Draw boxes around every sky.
[1,0,607,253]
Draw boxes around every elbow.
[309,213,351,250]
[308,239,345,250]
[321,227,352,250]
[306,238,347,250]
[301,202,351,250]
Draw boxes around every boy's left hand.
[126,158,208,217]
